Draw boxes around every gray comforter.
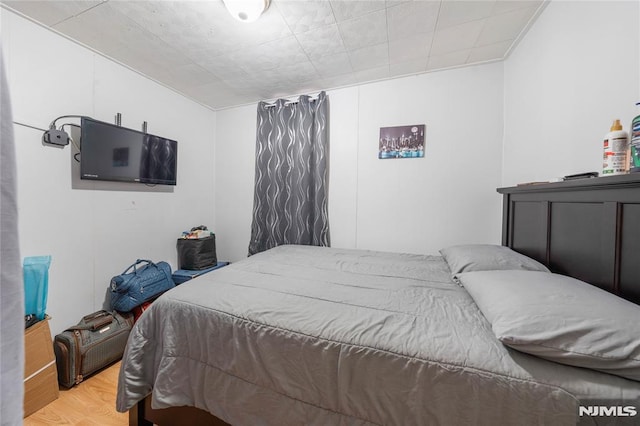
[116,245,640,425]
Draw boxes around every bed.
[117,175,640,425]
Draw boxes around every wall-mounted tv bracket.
[115,113,147,133]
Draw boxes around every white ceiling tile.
[385,0,412,8]
[349,43,389,72]
[263,61,320,84]
[259,87,290,100]
[467,40,511,63]
[338,9,388,51]
[52,2,144,54]
[251,78,286,92]
[386,1,439,41]
[222,76,265,93]
[292,79,326,94]
[431,19,485,56]
[312,52,353,77]
[110,47,186,86]
[184,43,246,72]
[2,0,104,26]
[352,65,391,83]
[426,49,470,71]
[437,0,495,29]
[388,33,432,63]
[276,0,336,33]
[211,50,255,72]
[297,81,328,95]
[330,0,387,22]
[187,39,244,60]
[107,1,230,58]
[229,36,309,73]
[152,64,221,92]
[179,80,233,100]
[6,0,545,109]
[492,0,543,15]
[318,73,359,89]
[112,1,291,56]
[193,55,252,81]
[296,24,347,60]
[476,6,539,46]
[108,1,210,38]
[52,2,192,77]
[390,59,427,77]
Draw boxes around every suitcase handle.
[82,310,110,322]
[69,312,114,331]
[67,320,110,332]
[87,315,114,330]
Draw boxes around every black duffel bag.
[177,235,217,270]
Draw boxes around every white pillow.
[457,270,640,381]
[439,244,550,276]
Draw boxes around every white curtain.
[0,44,24,424]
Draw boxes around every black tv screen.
[80,117,177,185]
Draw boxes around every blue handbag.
[109,259,174,312]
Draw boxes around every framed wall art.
[378,124,425,159]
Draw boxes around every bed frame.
[499,173,640,305]
[129,173,640,425]
[129,395,227,426]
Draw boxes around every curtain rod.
[263,92,323,108]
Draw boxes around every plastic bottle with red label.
[602,119,629,176]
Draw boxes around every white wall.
[503,0,640,186]
[214,103,256,261]
[11,0,628,334]
[216,63,505,261]
[2,10,216,335]
[356,65,504,254]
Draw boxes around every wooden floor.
[24,361,127,426]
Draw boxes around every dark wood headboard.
[498,174,640,305]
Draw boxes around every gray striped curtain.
[248,91,329,256]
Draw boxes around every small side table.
[172,262,230,285]
[24,317,59,417]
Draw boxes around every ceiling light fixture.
[223,0,271,23]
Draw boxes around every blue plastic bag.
[23,256,52,320]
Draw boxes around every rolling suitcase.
[53,310,134,388]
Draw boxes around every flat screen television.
[80,117,178,185]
